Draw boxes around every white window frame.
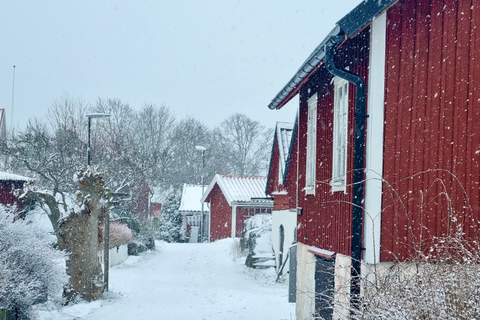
[278,156,283,186]
[305,93,317,195]
[331,77,349,193]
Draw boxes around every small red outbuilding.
[201,174,273,242]
[0,171,32,211]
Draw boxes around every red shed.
[267,0,480,317]
[0,171,32,212]
[201,174,273,242]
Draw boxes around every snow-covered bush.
[0,208,68,318]
[109,221,133,247]
[99,220,133,249]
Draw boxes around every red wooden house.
[201,174,273,242]
[265,122,297,276]
[268,0,480,317]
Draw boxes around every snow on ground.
[34,239,295,320]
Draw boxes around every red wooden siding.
[296,28,370,256]
[150,203,162,217]
[132,181,151,217]
[207,184,231,241]
[273,194,290,211]
[0,181,26,210]
[381,0,480,261]
[266,141,281,194]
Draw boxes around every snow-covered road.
[35,239,295,320]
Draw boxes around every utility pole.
[86,113,111,290]
[10,65,15,132]
[195,145,206,242]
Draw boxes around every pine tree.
[156,187,182,243]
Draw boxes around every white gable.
[276,122,294,181]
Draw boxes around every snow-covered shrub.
[0,208,68,318]
[330,236,480,320]
[99,221,133,249]
[229,238,243,261]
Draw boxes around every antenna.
[10,65,15,132]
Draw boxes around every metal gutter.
[267,0,397,111]
[324,34,366,311]
[268,26,341,110]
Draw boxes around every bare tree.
[47,94,89,140]
[216,113,273,176]
[130,103,176,186]
[169,117,211,187]
[92,98,137,191]
[0,97,108,302]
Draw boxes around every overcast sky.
[1,0,362,131]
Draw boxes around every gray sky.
[1,0,362,131]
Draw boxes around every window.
[305,93,317,194]
[278,156,283,186]
[331,77,349,192]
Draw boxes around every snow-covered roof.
[0,171,32,182]
[276,122,294,180]
[201,174,271,206]
[179,184,209,213]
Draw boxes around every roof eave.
[267,0,398,111]
[267,25,341,111]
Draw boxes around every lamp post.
[86,113,111,290]
[195,145,206,242]
[87,113,111,166]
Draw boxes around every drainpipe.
[325,34,367,310]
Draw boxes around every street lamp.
[86,113,111,166]
[86,113,111,291]
[195,145,206,242]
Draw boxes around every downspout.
[324,34,367,310]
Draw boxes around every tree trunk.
[57,169,108,302]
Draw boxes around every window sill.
[304,186,315,195]
[331,182,346,193]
